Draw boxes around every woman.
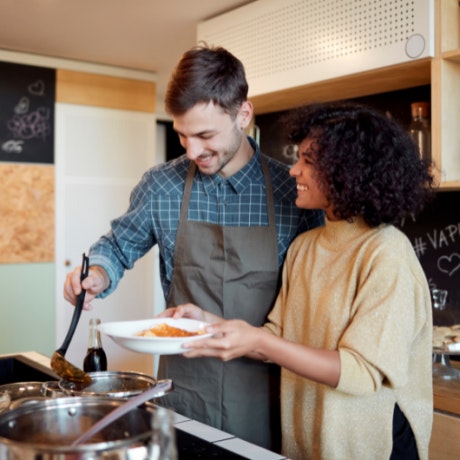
[164,102,435,459]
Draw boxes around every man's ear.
[238,101,254,129]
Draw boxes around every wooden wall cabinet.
[431,0,460,189]
[431,372,460,459]
[251,0,460,190]
[430,409,460,459]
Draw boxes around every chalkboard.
[0,62,55,164]
[399,191,460,317]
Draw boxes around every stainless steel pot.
[59,370,158,398]
[0,396,157,459]
[0,381,45,413]
[0,381,43,400]
[41,380,65,398]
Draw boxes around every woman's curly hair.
[283,101,435,227]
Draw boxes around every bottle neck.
[87,318,103,349]
[411,104,429,122]
[413,111,427,122]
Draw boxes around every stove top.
[0,355,253,459]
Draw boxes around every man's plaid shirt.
[90,140,324,299]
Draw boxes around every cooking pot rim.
[58,370,158,397]
[0,430,153,453]
[0,396,156,452]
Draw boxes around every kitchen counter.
[0,351,286,460]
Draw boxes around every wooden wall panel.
[56,69,156,113]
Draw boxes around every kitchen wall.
[0,263,54,354]
[0,52,157,359]
[0,61,57,355]
[401,191,460,323]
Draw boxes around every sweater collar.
[321,216,373,247]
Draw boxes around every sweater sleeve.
[336,240,431,396]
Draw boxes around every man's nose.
[183,138,203,160]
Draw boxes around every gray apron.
[158,157,281,451]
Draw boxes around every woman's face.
[289,138,337,220]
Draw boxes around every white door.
[55,103,164,375]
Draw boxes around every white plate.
[98,318,212,355]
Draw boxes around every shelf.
[250,59,432,115]
[442,49,460,62]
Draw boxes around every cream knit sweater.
[264,217,433,460]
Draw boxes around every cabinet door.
[430,410,460,459]
[55,103,162,374]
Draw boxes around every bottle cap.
[411,102,430,118]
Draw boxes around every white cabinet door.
[55,103,163,375]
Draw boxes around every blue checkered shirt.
[90,139,324,299]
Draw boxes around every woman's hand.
[181,319,265,361]
[183,320,341,387]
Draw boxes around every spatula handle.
[58,253,89,354]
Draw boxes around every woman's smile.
[296,183,309,192]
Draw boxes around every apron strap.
[261,155,276,231]
[172,161,196,268]
[180,161,196,222]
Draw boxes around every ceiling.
[0,0,254,117]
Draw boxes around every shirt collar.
[199,137,264,195]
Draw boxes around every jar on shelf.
[408,102,431,163]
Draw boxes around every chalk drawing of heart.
[14,97,29,114]
[28,80,45,96]
[437,253,460,277]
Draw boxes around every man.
[64,45,324,450]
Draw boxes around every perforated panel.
[198,0,434,97]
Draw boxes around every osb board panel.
[56,69,156,113]
[0,163,54,263]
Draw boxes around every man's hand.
[157,303,223,324]
[156,303,207,321]
[63,265,110,310]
